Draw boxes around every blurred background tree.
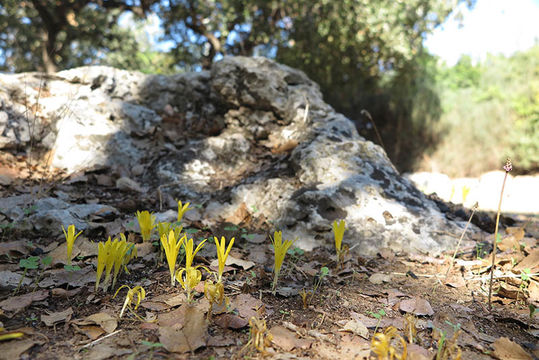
[0,0,157,73]
[1,0,536,176]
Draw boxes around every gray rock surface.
[0,57,477,254]
[0,194,117,232]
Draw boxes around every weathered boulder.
[0,194,117,232]
[0,57,477,254]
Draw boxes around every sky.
[424,0,539,65]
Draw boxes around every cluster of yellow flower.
[61,201,350,320]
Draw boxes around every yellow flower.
[95,239,108,292]
[332,219,346,266]
[103,237,116,291]
[183,237,207,269]
[111,234,137,289]
[371,326,407,360]
[95,235,137,292]
[333,219,345,252]
[204,280,225,319]
[246,317,273,353]
[114,285,145,319]
[135,210,156,242]
[157,221,171,239]
[177,200,192,223]
[175,237,207,301]
[119,233,138,274]
[62,224,82,265]
[161,230,186,286]
[270,231,295,292]
[214,236,234,283]
[204,280,224,305]
[178,267,202,290]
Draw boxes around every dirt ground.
[0,154,538,360]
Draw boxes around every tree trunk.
[41,31,58,73]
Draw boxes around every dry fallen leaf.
[116,176,144,192]
[84,342,132,360]
[210,254,255,271]
[269,325,298,351]
[0,289,48,313]
[313,333,369,360]
[207,334,237,347]
[339,319,369,339]
[399,297,434,316]
[214,313,249,329]
[528,279,539,302]
[233,293,266,320]
[247,247,267,264]
[0,241,28,257]
[497,283,521,300]
[498,227,524,252]
[492,337,532,360]
[0,339,37,359]
[158,306,187,329]
[41,307,73,327]
[73,312,118,334]
[164,293,186,307]
[0,270,32,290]
[444,273,466,288]
[38,266,94,288]
[224,202,251,224]
[51,287,82,298]
[369,273,392,285]
[139,301,170,312]
[77,325,105,340]
[514,248,539,272]
[386,288,408,305]
[159,305,207,353]
[407,343,432,360]
[48,237,96,266]
[350,311,403,330]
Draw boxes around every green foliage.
[64,264,81,272]
[19,256,39,270]
[0,0,157,72]
[438,55,482,89]
[424,46,539,176]
[141,340,163,348]
[368,308,387,334]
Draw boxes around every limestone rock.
[0,195,118,233]
[0,57,477,254]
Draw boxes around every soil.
[0,154,537,360]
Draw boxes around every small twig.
[488,158,512,310]
[306,329,336,345]
[360,109,385,150]
[389,272,441,278]
[466,273,538,281]
[445,203,478,278]
[282,321,299,333]
[80,330,122,349]
[388,271,538,281]
[430,230,463,239]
